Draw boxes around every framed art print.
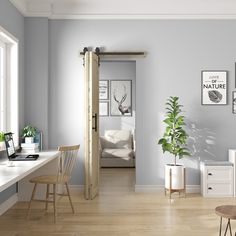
[233,92,236,114]
[235,63,236,88]
[201,71,228,105]
[99,101,109,116]
[99,80,109,100]
[110,80,132,116]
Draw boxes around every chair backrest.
[57,145,80,183]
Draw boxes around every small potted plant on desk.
[158,96,191,198]
[21,125,37,144]
[0,132,5,150]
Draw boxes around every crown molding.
[48,14,236,20]
[9,0,27,16]
[8,0,236,20]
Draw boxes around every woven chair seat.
[29,175,69,184]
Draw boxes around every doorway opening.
[99,60,136,192]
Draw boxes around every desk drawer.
[206,183,233,196]
[206,167,233,182]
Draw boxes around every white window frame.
[0,26,19,147]
[0,39,7,131]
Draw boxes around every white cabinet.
[201,163,233,197]
[229,149,236,196]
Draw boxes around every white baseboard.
[69,184,200,194]
[135,185,200,193]
[0,193,18,215]
[69,185,84,193]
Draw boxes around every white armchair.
[100,130,135,167]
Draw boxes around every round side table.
[215,205,236,236]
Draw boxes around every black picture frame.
[110,80,132,117]
[201,70,228,105]
[235,62,236,88]
[99,80,109,100]
[233,91,236,114]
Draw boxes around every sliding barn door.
[84,52,100,200]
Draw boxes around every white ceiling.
[9,0,236,19]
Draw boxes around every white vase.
[165,164,184,190]
[25,137,34,144]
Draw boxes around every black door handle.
[92,113,97,132]
[208,173,212,176]
[208,187,212,190]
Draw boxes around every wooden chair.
[27,145,80,223]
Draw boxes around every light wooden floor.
[1,168,236,236]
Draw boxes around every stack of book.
[21,143,39,153]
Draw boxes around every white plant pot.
[165,164,184,190]
[25,137,34,144]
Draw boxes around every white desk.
[0,151,60,202]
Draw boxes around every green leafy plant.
[0,132,4,142]
[158,96,191,165]
[21,125,37,138]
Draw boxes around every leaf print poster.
[201,71,227,105]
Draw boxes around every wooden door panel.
[84,52,99,200]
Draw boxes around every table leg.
[224,219,230,236]
[219,217,222,236]
[228,219,232,236]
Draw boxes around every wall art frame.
[99,80,109,100]
[233,91,236,114]
[99,101,109,116]
[201,70,228,105]
[110,80,132,116]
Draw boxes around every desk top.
[0,151,60,192]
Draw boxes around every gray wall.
[24,19,236,186]
[99,61,136,136]
[24,18,49,149]
[0,0,24,202]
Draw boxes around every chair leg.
[27,183,38,219]
[53,184,57,223]
[65,182,74,213]
[45,184,50,211]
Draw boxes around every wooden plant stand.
[165,167,186,199]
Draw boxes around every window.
[0,39,6,131]
[0,26,19,146]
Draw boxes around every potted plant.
[21,125,37,144]
[158,96,190,192]
[0,132,5,150]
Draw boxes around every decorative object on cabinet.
[232,92,236,114]
[158,96,190,198]
[99,101,109,116]
[200,161,233,197]
[99,80,109,100]
[110,80,132,116]
[201,70,228,105]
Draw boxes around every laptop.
[4,133,39,161]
